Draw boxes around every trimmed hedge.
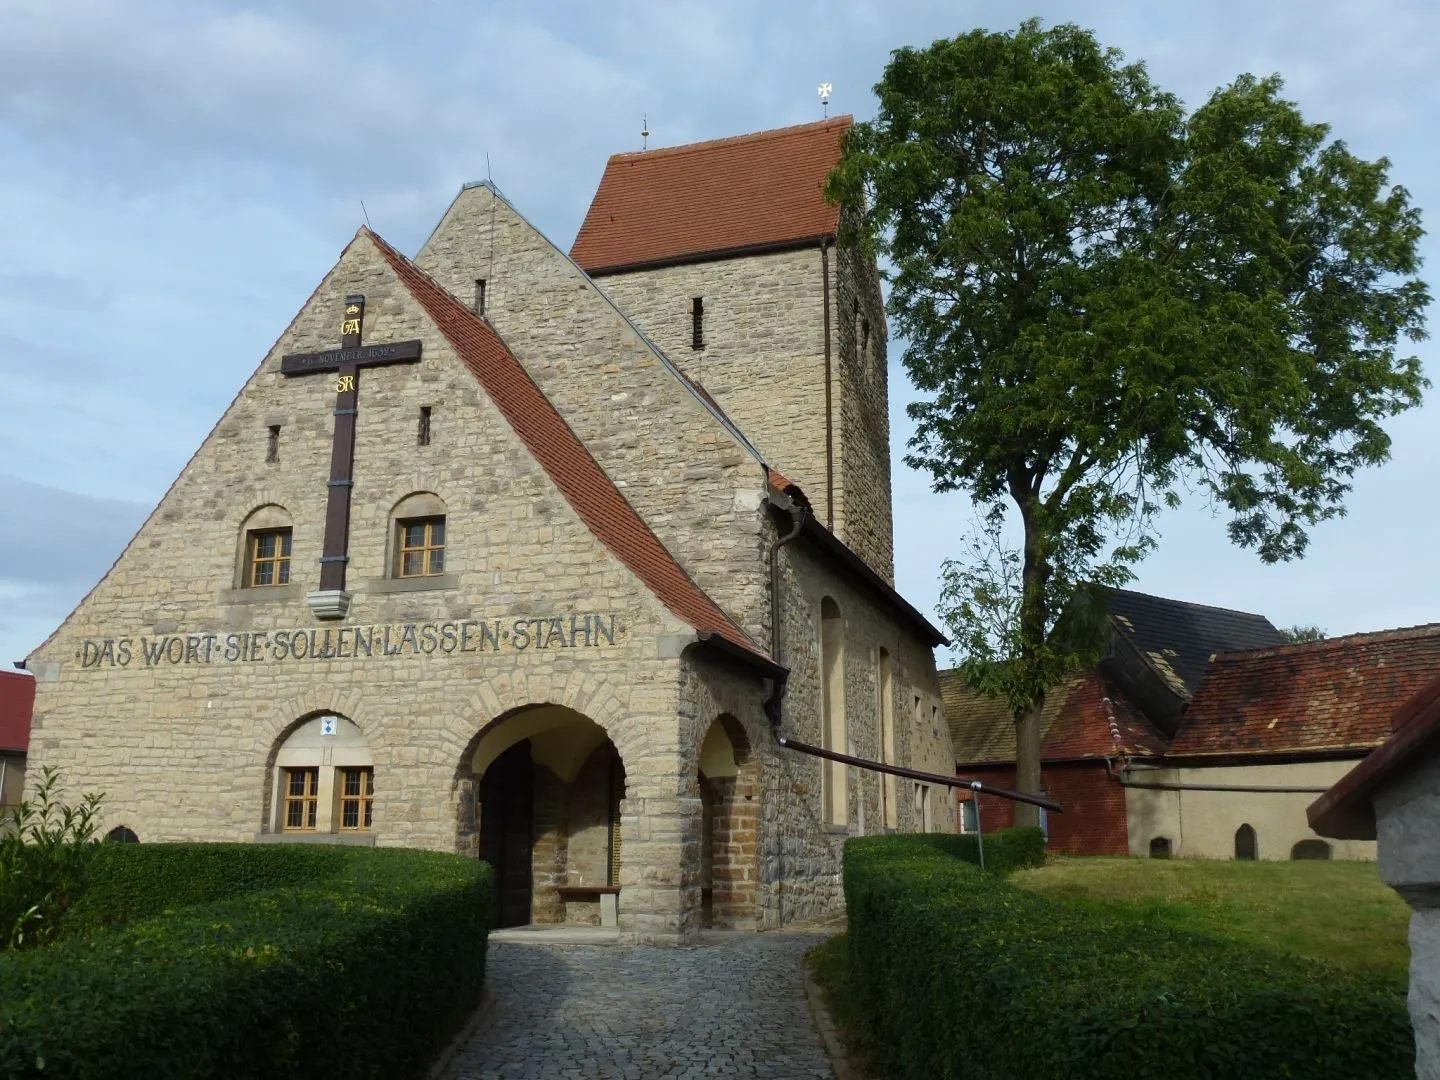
[844,833,1412,1080]
[0,844,491,1080]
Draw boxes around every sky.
[2,0,1438,669]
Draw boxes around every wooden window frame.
[339,766,374,831]
[282,767,319,831]
[395,516,445,578]
[245,527,292,588]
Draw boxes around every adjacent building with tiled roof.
[1166,623,1440,758]
[1107,624,1440,862]
[943,588,1276,855]
[24,119,957,942]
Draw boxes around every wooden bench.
[555,885,620,927]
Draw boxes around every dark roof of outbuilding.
[1104,588,1285,697]
[570,117,849,274]
[1168,623,1440,758]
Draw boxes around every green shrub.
[0,767,104,949]
[843,832,1411,1080]
[65,842,352,935]
[0,844,492,1080]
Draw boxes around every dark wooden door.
[480,740,534,928]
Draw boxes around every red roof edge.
[361,229,771,668]
[1309,672,1440,840]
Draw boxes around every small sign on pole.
[971,780,985,870]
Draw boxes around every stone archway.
[697,714,760,929]
[461,704,627,929]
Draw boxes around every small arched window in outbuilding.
[1234,823,1258,861]
[1149,836,1172,859]
[1291,839,1332,861]
[105,826,139,844]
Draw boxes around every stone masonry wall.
[678,525,954,929]
[415,186,773,646]
[833,231,894,582]
[593,241,895,581]
[25,233,711,944]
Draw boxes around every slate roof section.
[365,228,770,666]
[942,668,1166,765]
[1168,623,1440,758]
[0,669,35,753]
[1105,588,1285,697]
[1309,672,1440,840]
[570,117,850,274]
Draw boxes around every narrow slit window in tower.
[691,296,705,350]
[474,278,487,316]
[418,406,432,447]
[266,425,280,464]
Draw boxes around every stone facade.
[594,231,894,582]
[25,179,952,944]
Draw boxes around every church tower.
[570,118,895,582]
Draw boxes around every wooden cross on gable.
[280,296,422,608]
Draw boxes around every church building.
[23,118,956,943]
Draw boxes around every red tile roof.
[365,229,769,664]
[942,668,1166,766]
[570,117,850,274]
[0,669,35,753]
[1168,623,1440,758]
[1309,673,1440,840]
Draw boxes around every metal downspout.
[821,241,835,531]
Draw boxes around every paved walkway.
[447,932,835,1080]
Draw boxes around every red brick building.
[0,669,35,812]
[943,589,1283,855]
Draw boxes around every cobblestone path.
[448,932,834,1079]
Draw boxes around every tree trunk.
[1013,498,1049,829]
[1013,694,1045,829]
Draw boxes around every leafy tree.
[1281,624,1328,643]
[828,20,1429,823]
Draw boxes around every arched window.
[820,597,847,827]
[1234,823,1258,861]
[270,715,374,837]
[105,825,139,844]
[237,505,293,589]
[389,492,448,579]
[878,648,897,828]
[1291,839,1332,861]
[1149,837,1172,859]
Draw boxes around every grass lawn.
[1010,856,1411,977]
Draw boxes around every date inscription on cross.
[280,296,422,618]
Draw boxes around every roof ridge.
[361,227,770,665]
[607,116,853,163]
[1213,621,1440,662]
[1107,587,1274,622]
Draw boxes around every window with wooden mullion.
[247,528,292,587]
[283,767,319,831]
[396,516,445,578]
[339,767,374,830]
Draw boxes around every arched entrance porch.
[464,705,626,929]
